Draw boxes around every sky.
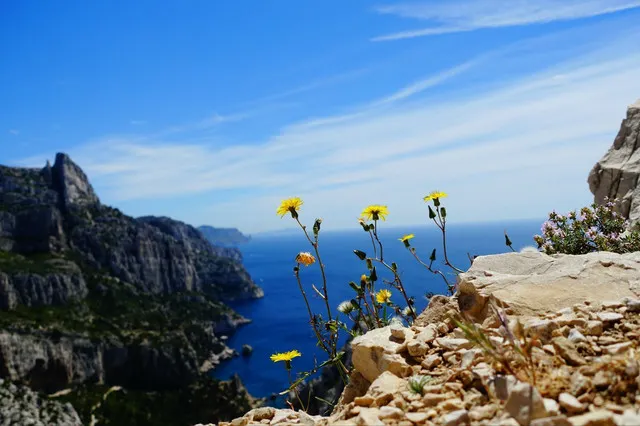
[2,1,640,234]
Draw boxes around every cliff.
[0,153,263,424]
[198,225,251,248]
[589,99,640,228]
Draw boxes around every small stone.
[407,340,429,357]
[559,392,585,414]
[354,396,374,407]
[405,412,429,423]
[570,372,591,396]
[435,338,473,351]
[531,417,572,426]
[544,398,561,416]
[543,345,557,355]
[355,408,382,426]
[416,324,438,344]
[469,404,498,421]
[241,344,253,356]
[378,406,404,419]
[391,324,408,340]
[596,312,623,324]
[505,381,549,424]
[461,349,481,369]
[603,341,632,355]
[437,323,449,334]
[423,393,448,407]
[553,337,587,366]
[601,300,623,309]
[231,417,249,426]
[567,410,614,426]
[593,371,614,389]
[442,409,470,426]
[625,299,640,313]
[616,409,640,426]
[568,329,587,343]
[585,321,604,336]
[251,407,276,421]
[438,398,464,412]
[422,354,442,370]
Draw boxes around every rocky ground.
[0,379,82,426]
[219,294,640,426]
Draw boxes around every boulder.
[588,99,640,228]
[351,326,412,382]
[456,251,640,319]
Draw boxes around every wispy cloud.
[23,22,640,233]
[130,120,147,126]
[8,129,19,135]
[372,0,640,41]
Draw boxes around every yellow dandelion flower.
[376,289,392,304]
[295,252,316,266]
[399,234,415,243]
[423,191,448,202]
[270,350,302,363]
[362,205,389,221]
[277,197,303,218]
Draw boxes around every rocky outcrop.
[0,378,81,426]
[589,99,640,228]
[223,251,640,426]
[456,251,640,320]
[0,258,87,309]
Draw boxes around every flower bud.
[366,258,373,270]
[428,206,436,219]
[440,207,447,218]
[430,248,436,262]
[354,250,367,260]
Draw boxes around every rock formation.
[198,225,251,248]
[589,99,640,228]
[0,378,82,425]
[221,251,640,426]
[0,153,263,424]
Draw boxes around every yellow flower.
[399,234,415,243]
[277,197,303,218]
[376,289,392,304]
[423,191,448,202]
[362,205,389,221]
[295,252,316,266]
[270,350,302,363]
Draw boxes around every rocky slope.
[221,250,640,426]
[0,153,263,424]
[589,99,640,228]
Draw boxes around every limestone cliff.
[589,99,640,228]
[0,153,263,424]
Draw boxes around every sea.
[212,219,544,399]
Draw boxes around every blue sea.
[213,219,543,398]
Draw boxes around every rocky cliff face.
[0,153,263,424]
[589,99,640,228]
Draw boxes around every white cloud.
[372,0,640,41]
[22,23,640,234]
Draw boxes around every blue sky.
[2,1,640,233]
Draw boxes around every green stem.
[295,268,331,355]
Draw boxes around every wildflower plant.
[275,191,516,407]
[533,197,640,254]
[270,350,305,409]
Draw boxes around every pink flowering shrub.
[533,198,640,255]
